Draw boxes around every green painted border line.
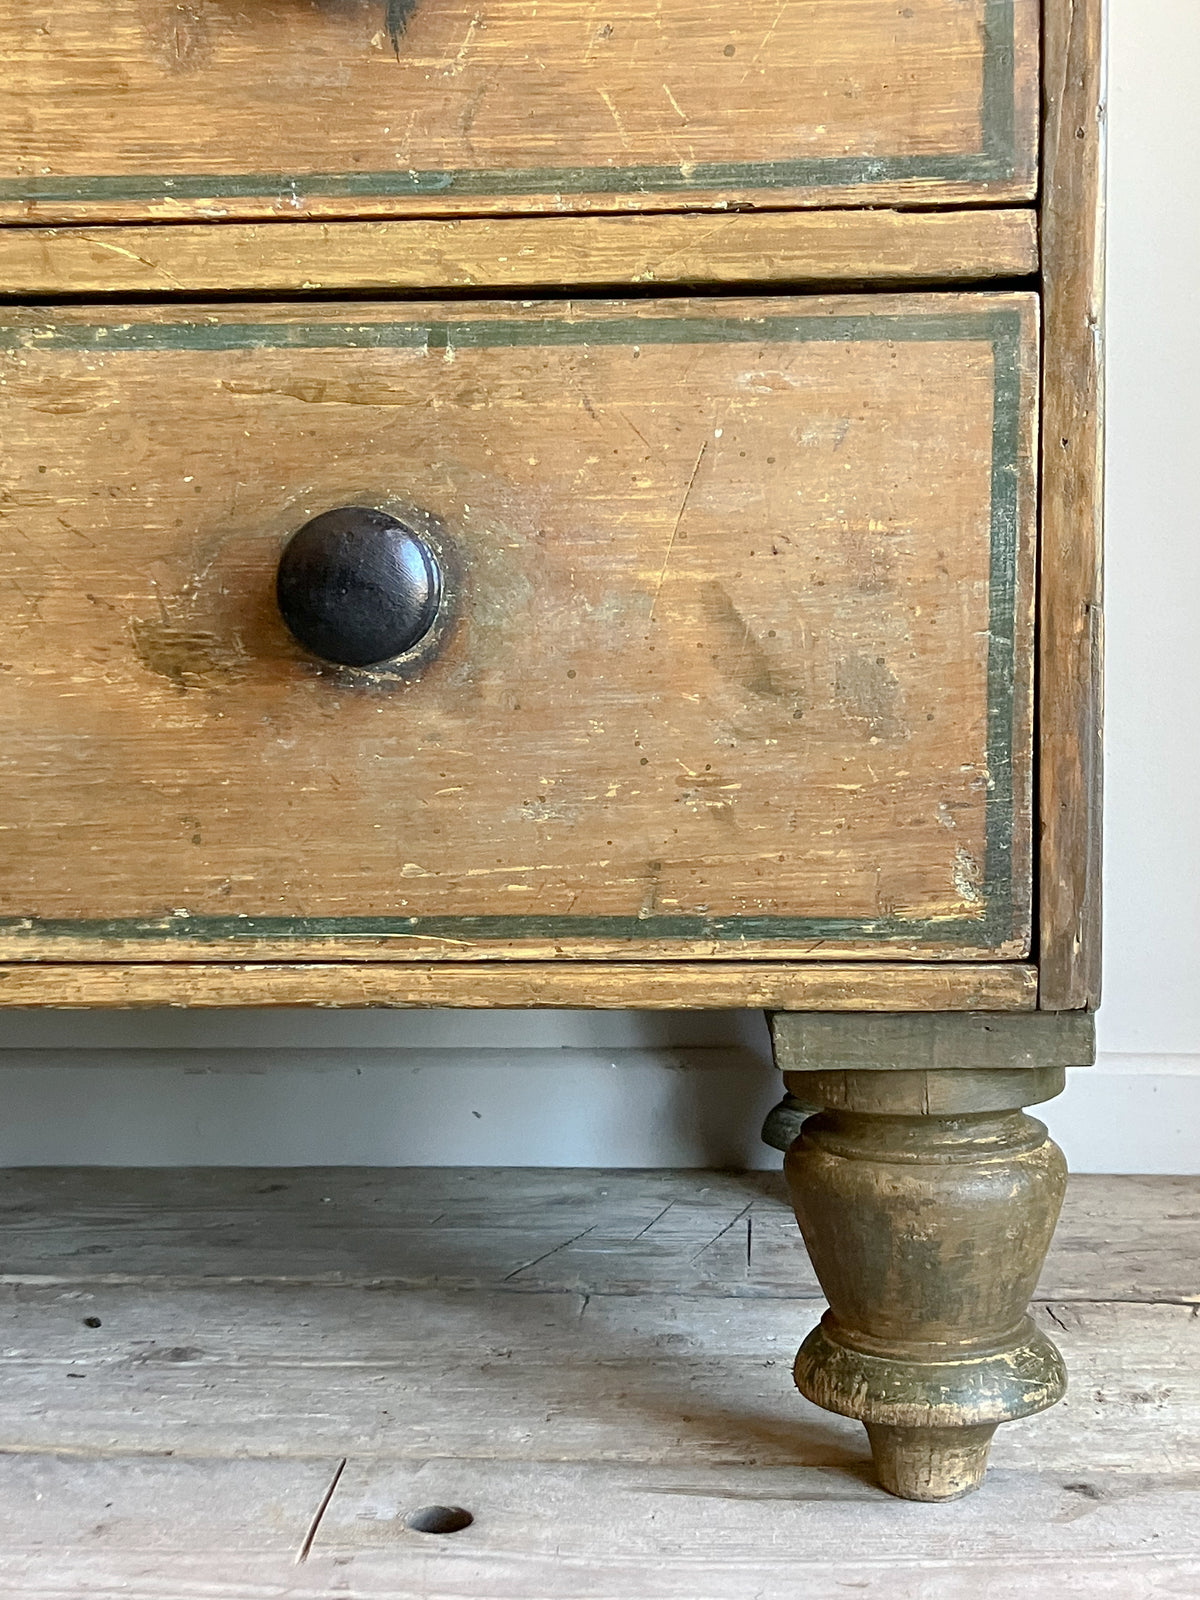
[981,0,1017,172]
[1,305,1027,949]
[983,313,1022,942]
[1,911,1007,944]
[0,152,1006,205]
[0,1,1019,205]
[4,312,1010,355]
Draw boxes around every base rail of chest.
[0,961,1037,1011]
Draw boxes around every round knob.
[276,506,443,667]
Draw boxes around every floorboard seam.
[295,1457,346,1565]
[0,1280,1194,1306]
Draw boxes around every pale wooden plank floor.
[0,1169,1196,1599]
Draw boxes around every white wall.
[1083,0,1200,1171]
[2,0,1197,1173]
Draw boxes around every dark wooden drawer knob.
[276,506,443,667]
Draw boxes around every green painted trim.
[0,1,1020,206]
[984,313,1022,942]
[771,1011,1096,1073]
[3,911,1004,946]
[0,153,1007,206]
[981,0,1017,172]
[2,312,1008,355]
[2,305,1027,949]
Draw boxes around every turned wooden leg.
[768,1012,1095,1502]
[760,1091,813,1153]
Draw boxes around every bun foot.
[864,1424,997,1502]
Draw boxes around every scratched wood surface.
[0,210,1041,296]
[0,0,1039,223]
[0,1168,1192,1303]
[0,293,1038,964]
[0,962,1038,1009]
[0,1170,1195,1598]
[1037,0,1105,1010]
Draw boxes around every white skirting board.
[0,1008,1195,1173]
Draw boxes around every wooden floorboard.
[0,1170,1196,1597]
[0,1168,1194,1302]
[0,1291,1194,1471]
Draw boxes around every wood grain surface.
[0,294,1038,963]
[0,0,1039,223]
[0,1170,1193,1597]
[0,1167,1189,1304]
[0,962,1038,1009]
[784,1088,1069,1499]
[0,210,1040,296]
[1037,0,1106,1010]
[771,1009,1094,1073]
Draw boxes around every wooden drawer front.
[1,1,1037,222]
[0,295,1036,961]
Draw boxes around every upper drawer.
[1,0,1038,222]
[0,294,1036,962]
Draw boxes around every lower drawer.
[0,293,1037,961]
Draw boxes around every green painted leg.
[777,1053,1073,1501]
[760,1091,813,1153]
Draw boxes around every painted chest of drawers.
[0,0,1104,1500]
